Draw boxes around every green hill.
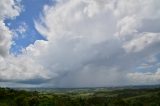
[0,87,160,106]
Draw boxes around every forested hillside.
[0,87,160,106]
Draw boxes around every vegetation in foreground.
[0,87,160,106]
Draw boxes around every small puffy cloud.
[12,22,28,39]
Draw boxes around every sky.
[0,0,160,88]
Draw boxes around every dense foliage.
[0,87,160,106]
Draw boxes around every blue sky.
[5,0,54,54]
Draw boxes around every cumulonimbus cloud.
[32,0,160,87]
[0,0,160,87]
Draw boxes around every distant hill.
[0,85,160,106]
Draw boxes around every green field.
[0,86,160,106]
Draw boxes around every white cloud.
[0,55,50,82]
[123,32,160,53]
[0,0,50,84]
[128,69,160,84]
[12,22,28,39]
[0,0,21,57]
[0,20,11,57]
[0,0,21,20]
[1,0,160,87]
[31,0,160,87]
